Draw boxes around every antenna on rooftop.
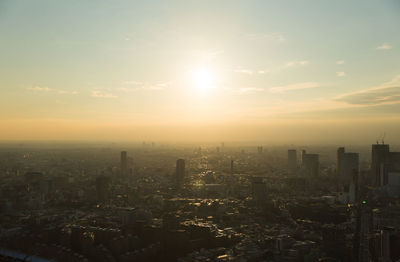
[376,132,381,144]
[382,132,386,144]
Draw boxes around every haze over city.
[1,0,400,143]
[2,2,400,262]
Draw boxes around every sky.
[0,0,400,143]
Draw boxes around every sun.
[190,68,216,91]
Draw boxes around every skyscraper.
[121,151,127,176]
[337,147,359,178]
[301,150,319,176]
[288,149,297,173]
[176,159,185,185]
[337,147,345,176]
[371,143,400,186]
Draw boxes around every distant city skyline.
[1,0,400,142]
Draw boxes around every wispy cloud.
[26,86,78,94]
[336,60,345,65]
[233,67,270,75]
[120,81,170,91]
[336,71,346,77]
[57,90,78,95]
[269,82,320,93]
[91,90,118,98]
[376,43,392,50]
[26,86,52,92]
[335,75,400,106]
[233,60,308,77]
[285,60,309,68]
[232,87,265,94]
[336,87,400,105]
[234,69,254,75]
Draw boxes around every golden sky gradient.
[1,1,400,143]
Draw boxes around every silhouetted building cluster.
[371,143,400,187]
[2,141,400,262]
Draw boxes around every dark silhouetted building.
[371,143,400,186]
[288,149,297,173]
[337,147,359,178]
[301,150,319,176]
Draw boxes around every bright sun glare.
[191,68,216,91]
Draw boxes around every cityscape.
[1,142,400,261]
[1,0,400,261]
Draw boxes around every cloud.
[26,86,52,92]
[376,43,392,50]
[336,72,346,77]
[57,90,78,95]
[284,60,309,68]
[335,75,400,105]
[120,81,170,91]
[234,68,270,75]
[91,91,118,98]
[336,60,345,65]
[233,60,308,77]
[336,87,400,105]
[234,69,254,75]
[233,87,265,94]
[26,86,78,95]
[269,82,320,93]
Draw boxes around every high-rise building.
[337,147,345,176]
[371,143,400,186]
[301,150,307,165]
[288,149,297,173]
[301,150,319,176]
[121,151,127,176]
[176,159,185,185]
[337,147,359,178]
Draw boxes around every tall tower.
[288,149,297,173]
[121,151,128,176]
[301,150,307,165]
[176,159,185,186]
[371,144,390,186]
[337,147,345,176]
[302,152,319,177]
